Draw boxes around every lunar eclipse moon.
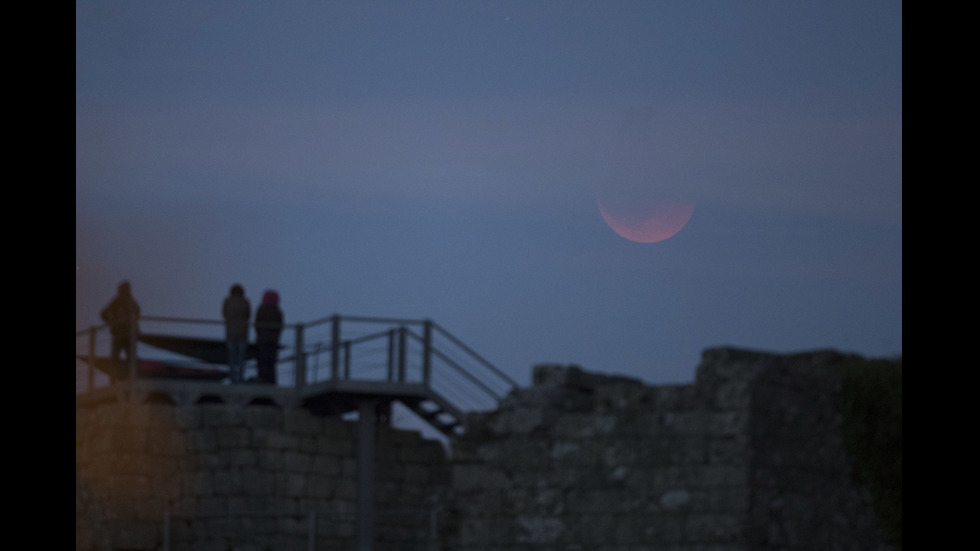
[597,196,695,243]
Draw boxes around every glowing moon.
[598,197,695,243]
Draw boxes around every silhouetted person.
[100,281,140,363]
[222,284,251,383]
[255,290,283,384]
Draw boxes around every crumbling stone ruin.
[447,347,897,550]
[76,347,899,550]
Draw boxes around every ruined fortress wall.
[76,347,893,551]
[75,402,450,551]
[447,364,748,549]
[443,348,891,550]
[743,351,888,551]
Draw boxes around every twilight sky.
[76,1,902,387]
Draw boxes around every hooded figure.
[222,284,251,382]
[254,290,283,384]
[100,281,141,362]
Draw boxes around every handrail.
[431,321,519,389]
[429,343,506,402]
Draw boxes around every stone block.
[107,519,160,550]
[147,429,184,457]
[215,427,250,449]
[251,428,299,450]
[276,472,308,497]
[695,465,745,488]
[184,471,215,496]
[376,459,404,481]
[241,470,275,496]
[283,408,322,435]
[335,478,357,500]
[130,404,178,428]
[174,406,203,430]
[404,463,430,484]
[684,512,742,543]
[227,448,258,468]
[487,405,546,435]
[316,436,354,457]
[200,405,243,427]
[186,429,217,453]
[213,469,242,495]
[312,455,341,476]
[399,439,446,463]
[110,426,150,453]
[243,406,282,429]
[708,435,748,464]
[554,413,617,439]
[319,417,354,438]
[306,474,336,498]
[516,515,564,545]
[283,450,312,473]
[255,449,283,470]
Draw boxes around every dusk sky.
[76,1,902,387]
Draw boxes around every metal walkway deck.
[76,314,519,437]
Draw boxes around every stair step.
[420,408,445,420]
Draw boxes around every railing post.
[344,342,352,379]
[387,330,396,382]
[356,399,378,551]
[128,311,138,390]
[162,507,171,551]
[88,326,97,391]
[422,320,432,388]
[331,315,340,381]
[397,327,407,383]
[294,323,306,388]
[307,510,316,551]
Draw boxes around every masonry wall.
[442,348,892,550]
[76,347,894,551]
[446,364,748,549]
[742,351,889,551]
[75,402,450,551]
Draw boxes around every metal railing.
[76,314,518,413]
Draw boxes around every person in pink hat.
[254,290,283,384]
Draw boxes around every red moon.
[598,197,695,243]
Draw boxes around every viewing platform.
[76,314,519,437]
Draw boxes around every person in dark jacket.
[222,284,251,383]
[100,281,141,363]
[254,290,284,384]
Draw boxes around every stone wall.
[442,347,893,550]
[75,402,450,551]
[76,347,896,551]
[743,350,889,551]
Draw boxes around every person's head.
[230,284,244,297]
[118,281,131,296]
[262,290,279,306]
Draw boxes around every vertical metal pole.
[387,330,395,382]
[127,310,138,393]
[87,326,97,391]
[330,315,340,381]
[422,320,432,388]
[356,399,377,551]
[344,342,352,379]
[294,323,306,388]
[162,508,171,551]
[397,327,407,383]
[307,510,316,551]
